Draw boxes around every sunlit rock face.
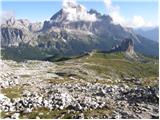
[0,0,159,58]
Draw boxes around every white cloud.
[104,0,126,26]
[62,0,97,22]
[131,16,153,28]
[104,0,112,8]
[108,8,126,26]
[0,10,15,24]
[103,0,155,28]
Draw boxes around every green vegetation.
[46,78,72,84]
[1,86,23,99]
[92,52,125,59]
[20,75,31,78]
[46,76,85,85]
[141,77,159,87]
[84,107,113,118]
[45,55,72,62]
[0,111,12,119]
[1,107,114,119]
[45,53,89,62]
[19,108,79,119]
[83,52,158,79]
[47,51,158,87]
[20,107,114,119]
[1,45,50,61]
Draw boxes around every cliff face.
[121,38,134,53]
[109,39,134,52]
[0,1,159,58]
[107,38,139,60]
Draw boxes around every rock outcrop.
[110,38,134,53]
[0,0,159,58]
[108,38,139,59]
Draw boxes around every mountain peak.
[1,17,31,30]
[50,0,97,22]
[88,9,101,17]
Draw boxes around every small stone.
[36,116,40,119]
[11,113,20,119]
[60,106,64,110]
[24,108,32,113]
[39,112,44,116]
[79,113,84,119]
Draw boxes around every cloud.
[0,10,15,24]
[104,0,126,26]
[104,0,112,8]
[62,0,97,22]
[103,0,154,28]
[131,16,153,28]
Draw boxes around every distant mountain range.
[1,1,159,60]
[134,27,159,42]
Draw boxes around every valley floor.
[0,55,159,119]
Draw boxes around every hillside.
[0,51,158,119]
[52,51,158,86]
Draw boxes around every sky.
[0,0,159,28]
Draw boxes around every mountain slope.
[45,48,158,86]
[0,50,158,119]
[134,27,159,42]
[1,1,159,59]
[135,35,159,57]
